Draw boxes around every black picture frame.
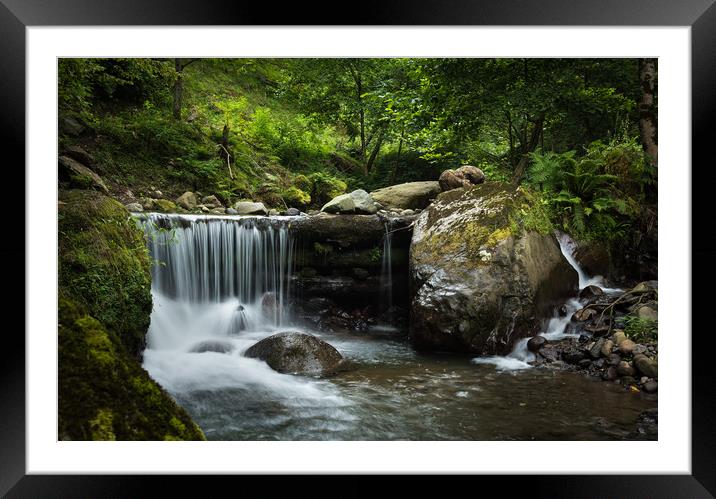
[2,0,713,496]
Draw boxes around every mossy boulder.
[58,299,205,440]
[59,190,152,357]
[409,182,578,355]
[244,332,344,376]
[58,190,205,440]
[154,198,178,212]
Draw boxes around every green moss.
[313,242,333,256]
[58,298,206,441]
[415,183,554,271]
[282,186,311,208]
[76,315,115,367]
[59,190,152,357]
[58,190,205,441]
[89,409,116,440]
[369,246,382,263]
[154,198,178,212]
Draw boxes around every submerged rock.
[244,332,344,376]
[189,340,234,354]
[409,183,577,355]
[370,181,441,210]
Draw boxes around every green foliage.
[624,315,658,343]
[281,186,311,208]
[525,137,647,241]
[58,298,205,441]
[58,190,152,357]
[306,172,347,207]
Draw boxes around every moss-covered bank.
[58,189,204,440]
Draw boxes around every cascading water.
[472,232,612,371]
[380,220,393,322]
[130,215,652,440]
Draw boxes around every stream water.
[137,214,655,441]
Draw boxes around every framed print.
[2,0,714,496]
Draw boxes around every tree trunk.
[512,112,545,183]
[365,129,386,174]
[638,58,658,167]
[390,135,404,184]
[173,58,183,120]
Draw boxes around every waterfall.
[472,232,613,371]
[135,213,296,349]
[380,221,393,321]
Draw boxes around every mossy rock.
[154,198,178,212]
[59,190,152,358]
[409,182,577,355]
[58,298,205,441]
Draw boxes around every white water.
[380,220,394,322]
[136,213,350,416]
[472,232,612,371]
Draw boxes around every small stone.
[285,207,301,216]
[613,331,627,346]
[619,339,637,355]
[226,208,238,215]
[579,285,604,300]
[578,359,592,369]
[607,353,622,366]
[268,209,280,216]
[603,366,618,381]
[589,338,605,359]
[643,381,658,393]
[633,344,648,355]
[633,354,658,378]
[125,202,143,212]
[616,361,636,377]
[600,339,614,357]
[571,307,597,322]
[527,335,547,352]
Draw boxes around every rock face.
[244,332,344,376]
[409,183,577,355]
[58,155,109,193]
[438,165,486,192]
[370,181,441,210]
[233,201,268,215]
[321,189,378,214]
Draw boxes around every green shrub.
[624,315,658,343]
[282,186,311,208]
[307,172,347,207]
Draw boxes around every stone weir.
[289,212,415,312]
[135,212,415,329]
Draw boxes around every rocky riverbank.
[524,280,659,395]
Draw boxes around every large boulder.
[438,165,486,192]
[58,156,109,193]
[233,201,268,215]
[244,332,344,376]
[409,183,578,355]
[201,195,223,208]
[370,181,441,210]
[321,189,378,214]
